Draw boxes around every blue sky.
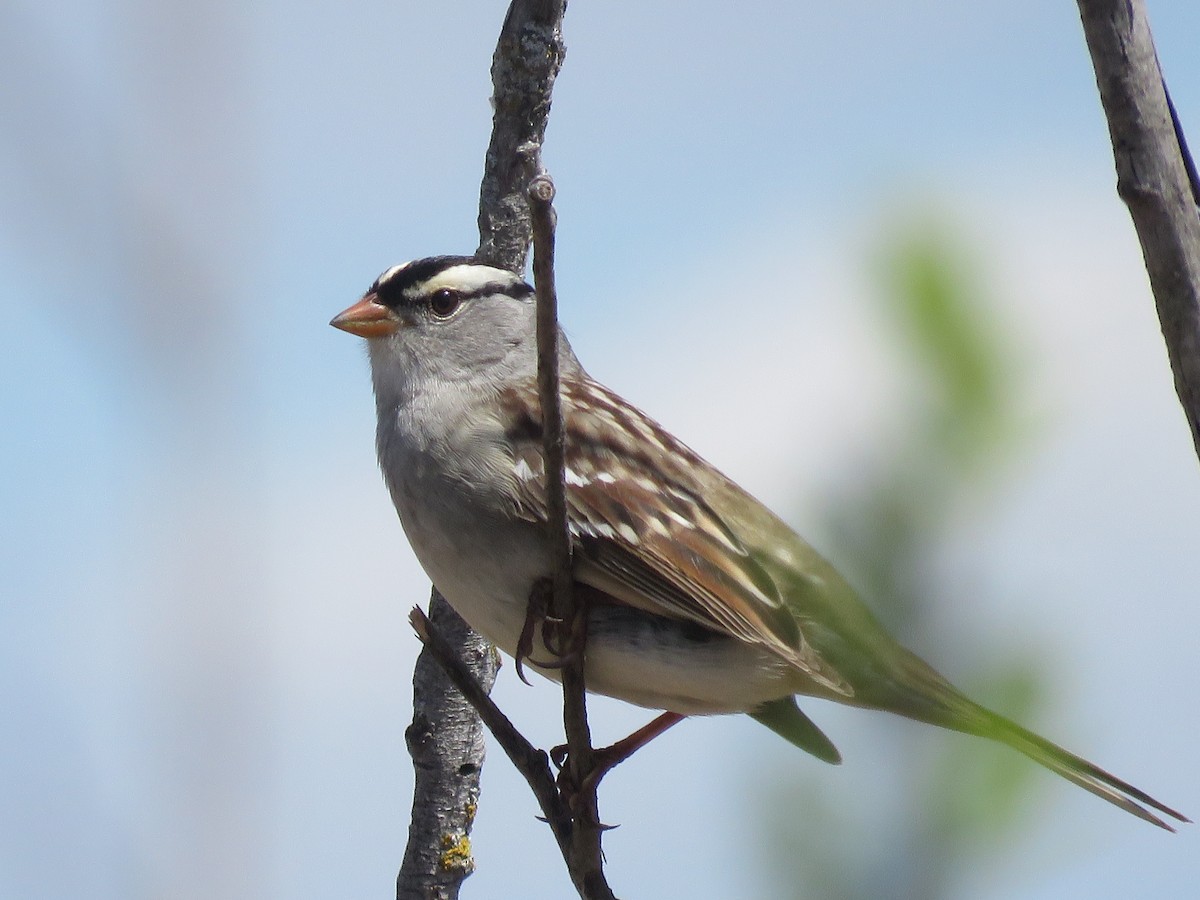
[3,2,1199,898]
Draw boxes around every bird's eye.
[428,288,462,319]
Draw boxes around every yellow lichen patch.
[439,833,475,874]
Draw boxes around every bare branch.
[477,0,568,273]
[397,593,498,900]
[529,174,613,899]
[408,608,573,856]
[1076,0,1200,462]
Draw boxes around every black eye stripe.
[370,256,475,310]
[416,281,534,305]
[367,256,535,312]
[450,281,534,301]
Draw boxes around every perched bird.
[331,255,1186,830]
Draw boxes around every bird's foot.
[514,578,578,684]
[549,712,687,814]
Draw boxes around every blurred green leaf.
[877,221,1023,476]
[754,213,1048,900]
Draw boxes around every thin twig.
[1076,0,1200,462]
[528,174,613,900]
[529,176,574,650]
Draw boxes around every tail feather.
[752,696,842,765]
[971,704,1189,832]
[864,651,1189,831]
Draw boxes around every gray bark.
[477,0,568,274]
[1077,0,1200,461]
[397,594,498,900]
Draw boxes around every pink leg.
[597,712,685,770]
[552,711,686,784]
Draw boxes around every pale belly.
[395,491,799,716]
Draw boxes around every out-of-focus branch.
[397,1,569,898]
[529,174,613,899]
[1076,0,1200,462]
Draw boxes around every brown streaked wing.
[498,379,852,697]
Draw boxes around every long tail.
[969,702,1188,831]
[865,650,1190,831]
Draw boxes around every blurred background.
[2,1,1198,897]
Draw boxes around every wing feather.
[500,378,852,697]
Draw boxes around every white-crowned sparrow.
[331,255,1186,830]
